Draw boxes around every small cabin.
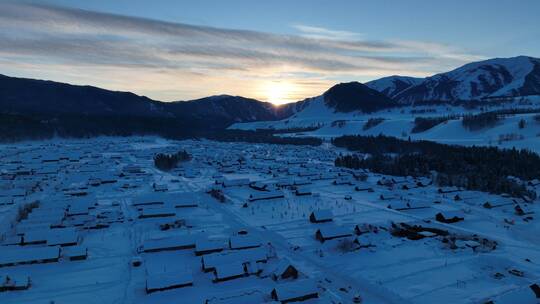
[386,200,430,211]
[213,262,247,283]
[354,223,379,235]
[63,246,88,261]
[248,191,284,202]
[132,194,166,207]
[146,271,193,294]
[271,279,319,303]
[201,248,268,272]
[437,186,462,193]
[334,176,354,185]
[315,225,353,243]
[139,207,176,219]
[223,178,250,188]
[0,246,60,268]
[229,235,261,250]
[309,210,333,223]
[294,187,312,196]
[141,235,195,253]
[269,259,299,281]
[515,204,534,216]
[174,199,198,209]
[195,239,226,256]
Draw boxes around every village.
[1,137,540,304]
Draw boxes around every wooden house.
[309,210,333,223]
[294,186,312,196]
[213,262,247,283]
[271,279,319,303]
[63,245,88,261]
[315,225,353,243]
[229,235,262,250]
[139,207,176,219]
[146,271,193,294]
[201,247,267,272]
[0,246,60,268]
[269,258,299,281]
[248,191,284,202]
[195,239,226,256]
[141,235,196,253]
[223,178,250,188]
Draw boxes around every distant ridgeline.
[0,74,320,145]
[333,135,539,199]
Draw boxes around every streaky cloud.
[0,2,483,102]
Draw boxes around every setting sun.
[263,81,295,105]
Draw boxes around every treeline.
[412,115,457,133]
[0,113,322,146]
[265,125,322,134]
[154,150,192,171]
[363,118,385,130]
[333,135,539,198]
[412,98,531,109]
[462,108,540,131]
[0,113,199,142]
[462,112,500,131]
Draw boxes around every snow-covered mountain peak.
[368,56,540,104]
[365,75,423,98]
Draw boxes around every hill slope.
[367,56,540,104]
[0,74,286,126]
[365,76,423,99]
[322,81,397,113]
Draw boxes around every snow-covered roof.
[195,238,226,253]
[229,235,262,250]
[248,190,284,202]
[146,270,193,292]
[0,246,60,266]
[139,207,176,218]
[142,235,196,252]
[213,262,246,280]
[272,279,319,301]
[311,209,333,221]
[316,225,352,239]
[202,247,267,271]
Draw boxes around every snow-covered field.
[1,137,539,303]
[231,96,540,153]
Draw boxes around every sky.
[0,1,539,104]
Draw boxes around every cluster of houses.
[132,192,322,303]
[1,138,539,303]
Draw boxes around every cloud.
[293,24,364,41]
[0,2,484,103]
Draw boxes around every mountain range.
[366,55,540,104]
[1,56,539,140]
[0,74,289,126]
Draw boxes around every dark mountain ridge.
[322,81,397,113]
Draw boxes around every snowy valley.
[1,137,540,304]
